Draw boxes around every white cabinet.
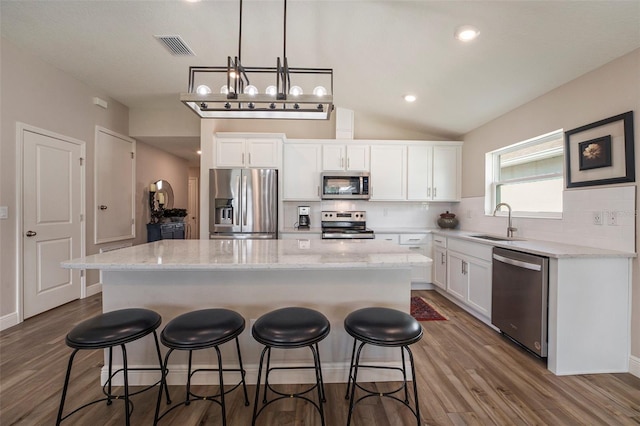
[446,238,492,318]
[400,233,431,283]
[216,137,280,168]
[407,144,461,202]
[432,236,447,290]
[283,143,322,200]
[376,233,431,284]
[369,145,406,200]
[322,144,369,171]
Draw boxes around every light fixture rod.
[283,0,287,60]
[238,0,243,63]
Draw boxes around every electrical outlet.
[592,211,603,225]
[606,210,618,226]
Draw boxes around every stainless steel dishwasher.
[491,247,549,357]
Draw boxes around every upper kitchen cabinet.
[369,145,407,200]
[407,143,462,202]
[215,135,281,168]
[283,142,322,200]
[322,144,369,171]
[94,127,135,244]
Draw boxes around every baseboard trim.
[101,361,409,386]
[85,283,102,297]
[0,312,19,331]
[630,355,640,378]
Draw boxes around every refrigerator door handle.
[235,175,241,225]
[242,175,248,226]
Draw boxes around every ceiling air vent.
[155,35,195,56]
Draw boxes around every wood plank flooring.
[1,290,638,425]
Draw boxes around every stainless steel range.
[321,211,375,239]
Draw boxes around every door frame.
[15,122,86,323]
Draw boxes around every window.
[486,130,564,218]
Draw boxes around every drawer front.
[448,238,492,261]
[400,233,429,245]
[432,235,447,248]
[376,233,400,244]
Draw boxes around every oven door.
[321,228,375,239]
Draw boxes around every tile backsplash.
[452,185,636,253]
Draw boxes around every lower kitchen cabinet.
[432,236,447,290]
[437,236,492,321]
[376,232,432,286]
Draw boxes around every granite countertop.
[62,239,431,271]
[432,229,636,259]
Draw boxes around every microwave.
[321,172,370,200]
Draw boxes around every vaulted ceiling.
[2,0,639,162]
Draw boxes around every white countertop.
[62,239,431,271]
[433,229,636,258]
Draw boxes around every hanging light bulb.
[220,85,235,95]
[313,86,327,97]
[265,85,278,96]
[289,86,303,96]
[244,85,258,95]
[196,85,212,95]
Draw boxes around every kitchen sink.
[469,234,513,241]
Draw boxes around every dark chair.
[56,308,166,426]
[251,307,330,426]
[344,307,423,426]
[153,308,249,425]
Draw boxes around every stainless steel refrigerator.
[209,169,278,239]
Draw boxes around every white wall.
[459,48,640,360]
[0,37,130,318]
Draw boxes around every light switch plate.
[0,206,8,219]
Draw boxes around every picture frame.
[565,111,635,188]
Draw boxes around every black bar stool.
[344,307,423,426]
[153,308,249,425]
[251,307,330,426]
[56,308,166,426]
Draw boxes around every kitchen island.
[62,239,430,386]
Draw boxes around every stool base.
[345,340,420,426]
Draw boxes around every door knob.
[26,231,37,237]
[99,205,108,210]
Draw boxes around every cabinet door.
[247,138,279,168]
[432,145,461,201]
[407,145,430,200]
[447,251,467,301]
[283,144,322,200]
[370,145,406,200]
[467,257,492,317]
[433,246,447,289]
[346,145,369,171]
[216,138,246,167]
[322,145,345,171]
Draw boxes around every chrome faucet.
[493,203,517,238]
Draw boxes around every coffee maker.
[298,206,310,229]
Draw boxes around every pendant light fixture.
[181,0,334,120]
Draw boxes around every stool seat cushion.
[252,307,330,348]
[161,309,245,350]
[66,308,162,349]
[344,307,423,346]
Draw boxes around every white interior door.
[187,176,199,239]
[22,128,83,318]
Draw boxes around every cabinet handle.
[441,253,445,264]
[433,187,437,198]
[248,152,252,165]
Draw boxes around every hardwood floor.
[1,290,638,425]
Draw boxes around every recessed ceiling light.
[455,25,480,42]
[404,94,417,103]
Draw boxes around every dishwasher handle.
[493,253,542,271]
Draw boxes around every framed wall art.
[564,111,635,188]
